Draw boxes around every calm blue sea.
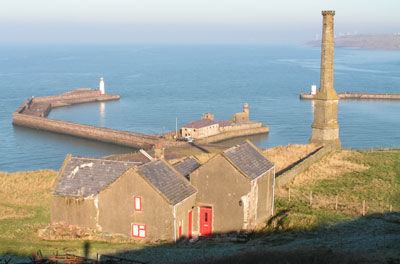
[0,44,399,172]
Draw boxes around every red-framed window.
[133,196,142,211]
[131,224,146,238]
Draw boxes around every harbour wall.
[13,89,267,149]
[196,125,269,144]
[218,121,263,133]
[300,92,400,100]
[12,89,181,149]
[12,112,169,149]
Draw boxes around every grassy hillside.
[0,170,139,259]
[0,148,399,263]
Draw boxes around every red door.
[188,211,193,238]
[200,206,212,236]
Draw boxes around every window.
[131,224,146,238]
[134,196,142,211]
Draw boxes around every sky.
[1,0,399,44]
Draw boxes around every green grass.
[1,149,399,260]
[290,150,400,213]
[0,170,146,259]
[262,150,400,233]
[259,197,353,236]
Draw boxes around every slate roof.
[138,160,197,205]
[172,157,201,179]
[54,157,136,198]
[223,141,274,181]
[182,119,217,129]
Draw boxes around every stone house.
[181,104,263,138]
[181,116,219,139]
[51,141,275,241]
[51,156,197,241]
[190,140,275,235]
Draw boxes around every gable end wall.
[190,155,251,233]
[98,169,175,241]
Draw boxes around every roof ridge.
[221,151,251,181]
[71,156,138,164]
[137,159,197,205]
[222,140,274,181]
[223,142,245,154]
[170,155,197,165]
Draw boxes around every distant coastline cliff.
[306,34,400,50]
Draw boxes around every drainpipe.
[272,167,276,216]
[173,205,177,243]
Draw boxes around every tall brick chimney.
[309,11,341,148]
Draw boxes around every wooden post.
[288,187,291,201]
[362,200,366,216]
[335,195,338,210]
[309,191,313,206]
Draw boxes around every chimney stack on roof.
[155,143,165,159]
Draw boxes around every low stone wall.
[50,94,120,108]
[339,92,400,100]
[219,122,262,133]
[300,93,400,100]
[33,89,97,103]
[196,126,269,144]
[275,144,337,187]
[12,112,160,149]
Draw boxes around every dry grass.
[0,170,57,208]
[276,149,400,215]
[262,144,320,173]
[0,205,34,220]
[291,150,369,187]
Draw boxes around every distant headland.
[306,34,400,50]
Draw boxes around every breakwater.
[13,88,268,150]
[300,92,400,100]
[12,89,182,149]
[196,125,269,144]
[13,113,163,149]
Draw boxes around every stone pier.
[309,10,341,148]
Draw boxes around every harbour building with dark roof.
[181,104,266,140]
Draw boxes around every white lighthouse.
[99,77,105,95]
[311,84,317,95]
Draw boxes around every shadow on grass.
[1,212,399,264]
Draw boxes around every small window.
[131,224,146,238]
[134,196,142,211]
